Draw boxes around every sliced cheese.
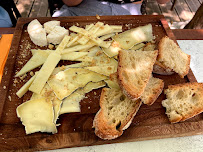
[130,43,145,50]
[104,79,120,89]
[95,24,113,37]
[66,35,79,47]
[29,52,61,94]
[61,52,88,60]
[84,65,115,76]
[16,72,38,98]
[47,68,107,100]
[31,49,53,56]
[110,25,122,30]
[69,25,107,47]
[31,84,62,123]
[16,98,57,134]
[51,62,90,75]
[88,46,118,70]
[60,81,106,115]
[102,41,120,57]
[100,33,115,41]
[85,24,94,30]
[55,35,71,53]
[15,51,49,77]
[78,22,104,45]
[113,24,153,50]
[62,41,95,54]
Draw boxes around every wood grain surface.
[0,15,200,151]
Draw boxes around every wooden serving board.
[0,15,201,151]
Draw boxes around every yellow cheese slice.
[113,24,153,50]
[55,35,70,54]
[70,25,109,48]
[47,68,108,100]
[95,24,113,37]
[60,81,106,115]
[51,62,90,75]
[104,79,120,89]
[61,52,88,60]
[16,98,57,134]
[62,41,95,54]
[78,22,104,45]
[16,72,38,98]
[66,35,79,47]
[31,49,89,61]
[29,52,61,94]
[109,25,122,30]
[31,84,62,123]
[15,51,49,77]
[102,41,120,58]
[100,33,115,41]
[88,46,118,70]
[129,43,145,50]
[31,49,53,55]
[84,65,115,76]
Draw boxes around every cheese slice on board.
[48,68,107,100]
[84,65,115,76]
[16,72,38,98]
[113,24,153,50]
[29,52,61,94]
[60,81,106,115]
[31,84,62,123]
[16,98,57,134]
[15,51,49,77]
[51,62,90,75]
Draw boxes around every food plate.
[0,15,200,151]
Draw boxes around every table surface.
[0,28,203,152]
[0,28,203,40]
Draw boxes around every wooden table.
[0,28,202,40]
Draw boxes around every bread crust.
[117,50,158,100]
[162,82,203,123]
[141,78,164,105]
[93,88,142,140]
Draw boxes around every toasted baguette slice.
[158,36,190,78]
[111,72,164,105]
[162,82,203,123]
[118,50,158,100]
[141,77,164,105]
[93,88,142,140]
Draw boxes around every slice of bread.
[117,49,158,100]
[141,76,164,105]
[153,61,174,75]
[158,36,190,78]
[93,88,142,140]
[44,20,60,34]
[47,26,69,44]
[111,72,164,105]
[162,82,203,123]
